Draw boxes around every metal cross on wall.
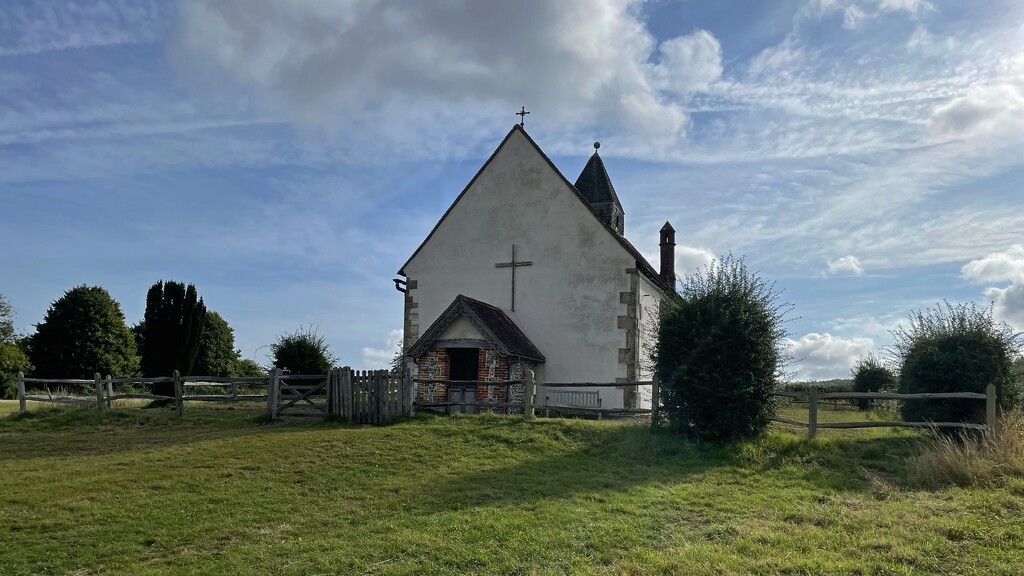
[495,244,532,311]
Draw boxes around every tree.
[892,301,1022,425]
[0,294,33,399]
[229,356,266,377]
[193,312,236,377]
[131,320,146,358]
[271,326,336,374]
[140,281,207,383]
[851,354,896,410]
[0,293,14,343]
[654,254,789,442]
[29,285,139,379]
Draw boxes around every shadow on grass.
[0,405,339,462]
[415,418,922,513]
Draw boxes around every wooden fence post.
[267,368,280,420]
[808,385,818,439]
[525,370,536,420]
[94,373,103,410]
[986,383,998,436]
[266,368,275,418]
[17,371,25,413]
[105,374,113,408]
[650,372,660,429]
[173,370,183,416]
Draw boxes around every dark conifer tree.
[141,281,207,395]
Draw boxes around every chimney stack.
[659,222,676,288]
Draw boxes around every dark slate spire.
[574,142,624,235]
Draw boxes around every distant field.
[1,401,1021,575]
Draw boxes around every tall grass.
[908,411,1024,488]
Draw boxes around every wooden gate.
[266,369,330,418]
[328,367,413,424]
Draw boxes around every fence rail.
[769,384,998,437]
[413,373,658,420]
[15,370,271,415]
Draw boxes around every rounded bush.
[851,355,896,410]
[271,326,336,374]
[893,302,1021,424]
[654,254,789,442]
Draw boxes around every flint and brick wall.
[414,347,532,411]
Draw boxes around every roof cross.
[516,106,530,127]
[495,244,532,311]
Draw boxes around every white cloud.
[170,0,724,140]
[651,30,723,93]
[985,284,1024,329]
[826,255,864,276]
[962,245,1024,329]
[676,245,716,276]
[930,84,1024,137]
[787,332,874,380]
[961,245,1024,283]
[361,329,403,370]
[810,0,932,29]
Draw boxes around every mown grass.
[1,401,1022,575]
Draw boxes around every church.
[396,124,676,411]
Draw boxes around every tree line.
[1,281,336,399]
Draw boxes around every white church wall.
[438,316,483,341]
[634,274,665,410]
[403,129,636,385]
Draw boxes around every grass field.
[1,401,1022,575]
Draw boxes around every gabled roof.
[574,150,622,208]
[408,295,546,362]
[397,124,672,295]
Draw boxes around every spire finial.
[593,141,601,151]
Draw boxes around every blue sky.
[1,0,1022,378]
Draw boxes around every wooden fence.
[414,372,659,420]
[770,384,998,438]
[265,367,413,424]
[330,368,412,424]
[15,370,269,415]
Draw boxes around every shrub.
[229,357,266,378]
[851,354,896,410]
[907,411,1024,488]
[654,254,789,442]
[780,379,854,394]
[29,285,139,379]
[271,326,336,374]
[892,301,1022,424]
